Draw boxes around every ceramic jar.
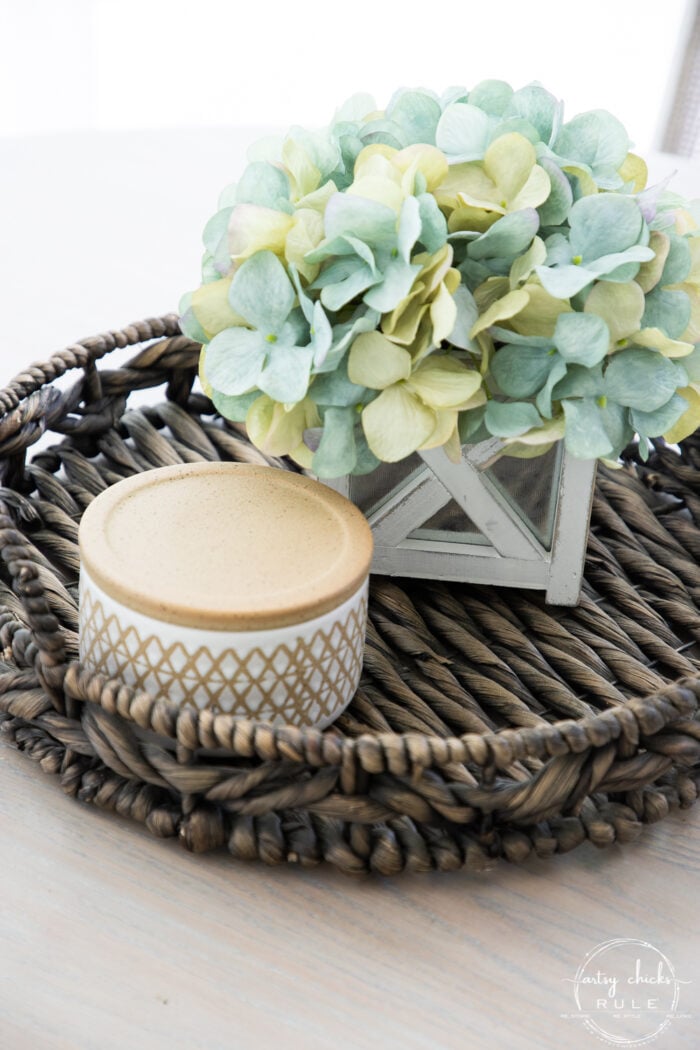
[78,462,373,728]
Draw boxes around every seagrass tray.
[1,315,699,876]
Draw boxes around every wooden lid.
[79,463,373,631]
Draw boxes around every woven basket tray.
[1,315,699,876]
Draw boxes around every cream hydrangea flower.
[348,332,484,461]
[436,132,550,233]
[347,143,448,211]
[381,244,460,360]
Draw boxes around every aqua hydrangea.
[181,81,700,476]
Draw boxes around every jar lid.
[79,463,373,631]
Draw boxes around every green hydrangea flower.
[181,81,700,475]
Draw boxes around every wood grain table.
[2,741,698,1050]
[1,131,699,1050]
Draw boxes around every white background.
[0,0,693,146]
[0,0,698,373]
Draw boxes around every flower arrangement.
[180,82,700,479]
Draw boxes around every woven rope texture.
[0,317,699,875]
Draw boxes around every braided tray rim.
[0,315,699,876]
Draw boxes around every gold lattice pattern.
[79,583,367,725]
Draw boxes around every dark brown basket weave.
[1,315,700,875]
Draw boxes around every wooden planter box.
[322,438,597,606]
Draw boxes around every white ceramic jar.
[78,463,373,728]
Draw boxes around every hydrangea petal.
[347,176,404,212]
[204,208,234,257]
[509,283,572,337]
[429,282,458,344]
[470,288,530,337]
[509,236,547,288]
[659,233,692,286]
[190,277,248,339]
[417,193,448,253]
[552,364,604,400]
[395,145,449,193]
[363,259,420,313]
[198,347,212,396]
[641,287,692,339]
[311,359,366,407]
[348,332,412,389]
[289,126,340,180]
[663,387,700,442]
[246,395,319,457]
[288,440,315,470]
[569,193,643,260]
[282,137,321,198]
[211,388,260,422]
[295,180,338,213]
[587,245,655,277]
[419,409,460,450]
[417,243,454,294]
[312,406,358,477]
[229,250,296,333]
[507,84,561,145]
[315,307,381,374]
[179,304,208,344]
[258,344,314,403]
[537,157,573,226]
[435,162,488,210]
[619,152,648,192]
[491,345,552,397]
[631,394,688,440]
[535,356,568,418]
[323,193,398,247]
[333,93,377,123]
[398,196,422,263]
[448,204,501,234]
[228,204,294,261]
[236,162,291,210]
[381,288,427,345]
[320,264,378,311]
[435,104,492,162]
[483,133,536,200]
[583,281,645,344]
[310,300,333,367]
[677,345,700,382]
[510,166,551,211]
[485,400,542,437]
[599,401,634,455]
[407,356,482,408]
[562,398,614,458]
[677,286,700,342]
[387,90,442,146]
[353,430,382,475]
[205,327,266,395]
[554,312,609,365]
[604,348,681,410]
[361,384,436,460]
[554,110,630,182]
[285,209,324,283]
[468,209,539,261]
[535,263,597,299]
[469,79,514,115]
[632,327,694,358]
[448,285,480,351]
[502,415,566,457]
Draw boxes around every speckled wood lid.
[79,463,373,631]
